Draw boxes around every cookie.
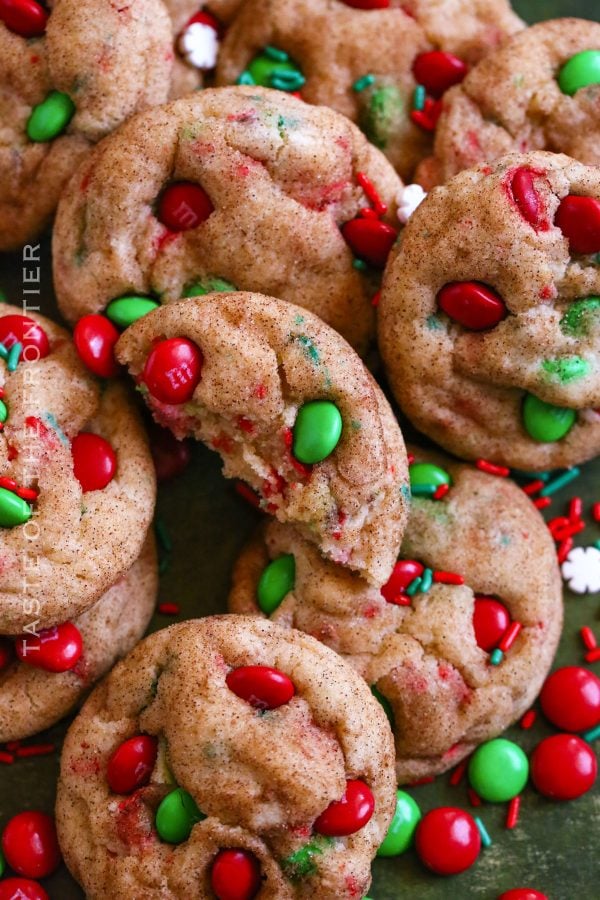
[0,532,157,743]
[56,616,396,899]
[378,151,600,470]
[216,0,523,180]
[417,18,600,188]
[229,448,563,783]
[117,291,409,586]
[0,304,156,633]
[52,85,402,355]
[0,0,173,251]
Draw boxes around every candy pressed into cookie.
[56,616,396,899]
[417,18,600,188]
[52,85,402,355]
[0,0,173,250]
[116,292,409,586]
[379,151,600,469]
[229,448,563,782]
[216,0,523,180]
[0,532,157,743]
[0,304,156,633]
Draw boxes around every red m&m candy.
[1,812,61,879]
[107,735,158,795]
[0,878,49,900]
[498,891,548,900]
[415,807,481,875]
[16,622,83,673]
[473,596,511,652]
[157,182,214,232]
[437,281,507,330]
[540,666,600,732]
[226,665,295,710]
[509,168,546,230]
[381,559,423,604]
[314,779,374,836]
[73,314,120,378]
[413,51,468,98]
[555,195,600,255]
[142,337,203,405]
[0,314,49,361]
[71,432,117,493]
[210,849,261,900]
[0,0,48,37]
[341,217,397,268]
[531,734,597,800]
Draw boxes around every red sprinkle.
[410,98,442,131]
[569,496,583,522]
[413,50,468,98]
[15,743,55,758]
[0,477,17,491]
[371,290,381,307]
[498,621,522,653]
[520,709,537,730]
[523,479,544,496]
[234,481,261,508]
[158,602,180,616]
[0,751,14,764]
[552,520,585,541]
[506,794,521,829]
[433,571,464,585]
[475,458,510,477]
[356,171,387,216]
[15,486,38,501]
[467,788,482,807]
[534,496,552,510]
[581,626,597,650]
[433,483,450,500]
[592,501,600,523]
[449,760,468,786]
[557,536,573,563]
[585,647,600,664]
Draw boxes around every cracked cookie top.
[379,151,600,469]
[0,0,173,250]
[116,291,409,587]
[229,448,563,783]
[52,85,402,355]
[56,616,396,900]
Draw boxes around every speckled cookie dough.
[417,18,600,189]
[378,151,600,469]
[216,0,523,180]
[0,0,173,251]
[0,532,157,743]
[116,292,409,586]
[56,616,396,900]
[0,303,156,633]
[229,448,563,783]
[52,85,402,355]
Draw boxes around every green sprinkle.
[353,258,367,271]
[426,313,445,330]
[541,356,591,383]
[559,297,600,337]
[583,723,600,742]
[406,576,422,597]
[0,399,7,423]
[489,648,504,666]
[154,518,173,553]
[271,72,305,91]
[236,71,255,85]
[413,84,426,111]
[264,45,289,62]
[419,567,433,593]
[539,467,580,497]
[595,540,600,551]
[353,73,375,92]
[294,334,320,364]
[7,342,21,372]
[0,343,8,361]
[411,483,437,496]
[158,556,169,575]
[371,684,395,728]
[475,817,492,848]
[27,90,75,142]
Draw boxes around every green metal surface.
[1,2,599,895]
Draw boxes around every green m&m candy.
[155,788,205,843]
[559,296,600,337]
[468,738,529,803]
[558,50,600,96]
[106,296,160,329]
[292,400,343,464]
[182,277,237,297]
[371,684,394,728]
[257,554,295,615]
[0,487,31,527]
[522,393,576,443]
[377,790,421,857]
[27,91,75,142]
[245,47,305,92]
[409,462,451,487]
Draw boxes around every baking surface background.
[0,1,599,896]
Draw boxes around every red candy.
[509,168,546,230]
[1,812,61,879]
[498,891,548,900]
[531,734,597,800]
[314,779,374,836]
[185,9,220,31]
[71,432,117,493]
[555,195,600,255]
[413,51,468,98]
[210,849,261,900]
[0,314,50,361]
[437,281,507,330]
[340,0,390,7]
[73,314,120,378]
[381,559,424,604]
[0,0,48,37]
[473,596,511,652]
[0,879,49,900]
[415,807,481,875]
[16,622,83,673]
[107,735,158,795]
[0,636,14,671]
[149,423,192,481]
[142,337,203,405]
[341,217,397,268]
[540,666,600,732]
[226,665,295,710]
[157,182,214,232]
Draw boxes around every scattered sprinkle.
[498,622,522,653]
[489,648,504,666]
[353,73,375,92]
[158,602,180,616]
[433,571,464,585]
[476,459,510,477]
[475,817,492,848]
[580,626,597,651]
[539,468,581,497]
[506,795,521,829]
[520,710,537,730]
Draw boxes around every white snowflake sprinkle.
[178,21,219,71]
[396,183,427,224]
[561,545,600,594]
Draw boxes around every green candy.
[247,50,304,91]
[0,398,7,423]
[360,85,404,150]
[377,790,421,857]
[183,277,237,297]
[468,738,529,803]
[27,91,75,142]
[282,838,330,880]
[409,462,451,488]
[106,296,160,329]
[541,356,590,384]
[522,394,576,443]
[558,50,600,96]
[257,554,295,615]
[559,297,600,337]
[0,846,5,877]
[0,487,31,528]
[371,684,394,728]
[292,400,343,464]
[155,788,205,843]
